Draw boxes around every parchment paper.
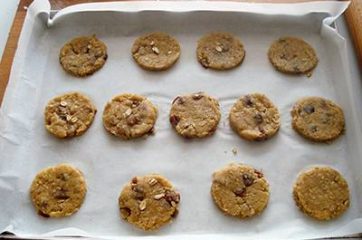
[1,0,362,239]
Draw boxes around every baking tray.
[1,0,362,239]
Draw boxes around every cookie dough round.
[131,32,181,71]
[119,174,180,231]
[44,92,97,138]
[293,166,350,220]
[103,94,157,140]
[211,163,269,218]
[196,32,245,70]
[59,35,107,77]
[229,93,280,141]
[30,164,87,218]
[268,37,318,74]
[291,97,345,142]
[169,92,221,138]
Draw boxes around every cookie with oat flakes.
[102,94,157,140]
[44,92,97,138]
[197,32,245,70]
[132,32,181,71]
[118,174,180,231]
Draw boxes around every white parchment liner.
[1,0,362,239]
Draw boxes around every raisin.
[38,211,50,218]
[234,187,246,197]
[243,96,253,107]
[170,115,180,127]
[120,207,131,217]
[303,105,315,114]
[242,174,254,187]
[134,192,145,201]
[171,208,179,218]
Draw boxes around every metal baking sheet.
[1,0,362,239]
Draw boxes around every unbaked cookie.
[229,93,280,141]
[169,92,221,138]
[44,92,97,138]
[293,166,350,220]
[131,32,181,71]
[268,37,318,74]
[103,94,157,140]
[196,32,245,70]
[291,97,345,142]
[59,35,107,77]
[211,163,269,218]
[30,164,87,218]
[118,174,180,231]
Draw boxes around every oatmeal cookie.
[132,32,181,71]
[291,97,344,142]
[169,92,221,138]
[268,36,318,74]
[44,92,97,138]
[59,35,107,77]
[229,93,280,141]
[196,32,245,70]
[211,163,269,218]
[293,166,350,220]
[30,164,87,218]
[119,174,180,231]
[103,94,157,139]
